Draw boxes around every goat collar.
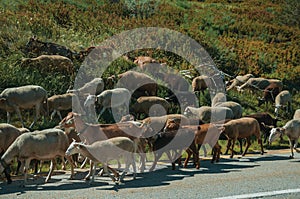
[77,123,89,135]
[0,159,9,169]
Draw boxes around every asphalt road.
[1,149,299,199]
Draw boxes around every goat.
[107,71,157,98]
[293,109,300,120]
[143,128,199,171]
[24,36,78,60]
[274,90,292,117]
[130,96,170,119]
[67,77,104,96]
[226,74,254,91]
[141,114,191,133]
[184,106,234,123]
[84,88,131,121]
[65,137,137,184]
[211,92,227,107]
[0,85,47,128]
[219,117,264,158]
[0,128,74,185]
[59,112,152,173]
[134,56,157,67]
[214,101,243,119]
[21,55,74,77]
[244,112,279,144]
[257,83,281,107]
[269,119,300,158]
[0,124,30,176]
[163,119,222,164]
[47,93,74,120]
[237,78,282,93]
[192,75,213,94]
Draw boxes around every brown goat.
[219,117,264,158]
[164,119,222,164]
[144,128,199,171]
[244,112,279,144]
[107,71,158,98]
[257,83,281,107]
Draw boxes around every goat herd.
[0,37,299,187]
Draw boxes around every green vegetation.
[0,0,299,150]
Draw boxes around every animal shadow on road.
[0,154,292,194]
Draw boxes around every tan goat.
[219,117,264,158]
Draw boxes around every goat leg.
[45,159,56,183]
[242,138,251,156]
[289,139,295,159]
[84,160,93,181]
[149,151,161,172]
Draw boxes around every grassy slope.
[0,0,299,150]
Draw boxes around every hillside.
[0,0,299,127]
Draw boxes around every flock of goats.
[0,37,299,187]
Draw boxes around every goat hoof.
[289,155,294,159]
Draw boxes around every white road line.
[214,188,300,199]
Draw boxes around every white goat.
[211,92,226,107]
[0,128,74,185]
[184,106,234,123]
[68,77,104,96]
[84,88,131,120]
[274,90,292,117]
[215,101,243,119]
[293,109,300,120]
[0,85,47,128]
[269,119,300,158]
[48,93,84,120]
[65,137,137,184]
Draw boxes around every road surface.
[1,149,299,199]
